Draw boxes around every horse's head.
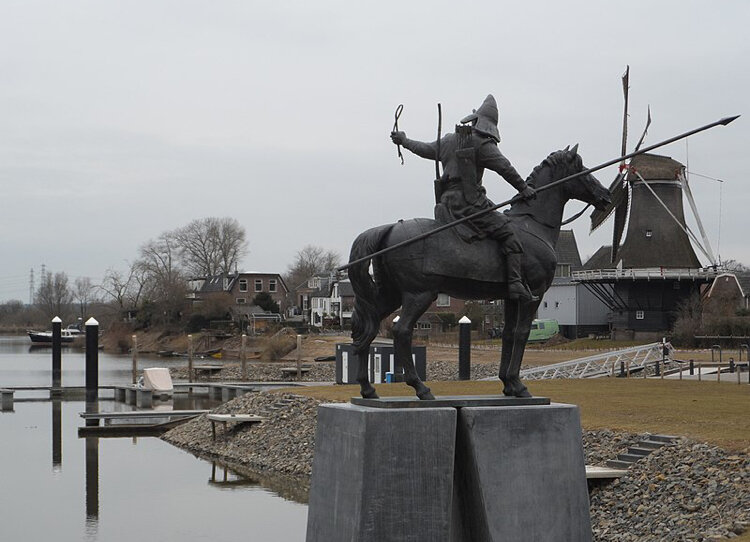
[531,145,610,211]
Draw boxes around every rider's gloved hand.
[519,185,537,200]
[390,131,407,145]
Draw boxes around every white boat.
[27,325,84,344]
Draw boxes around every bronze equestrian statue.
[391,95,536,301]
[348,95,612,400]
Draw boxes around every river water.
[0,335,308,541]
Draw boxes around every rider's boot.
[506,252,534,301]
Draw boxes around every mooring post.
[619,361,625,378]
[689,359,694,375]
[698,363,702,381]
[458,316,471,381]
[85,318,99,402]
[729,357,735,373]
[85,318,99,427]
[51,316,62,395]
[296,335,303,380]
[131,335,138,385]
[188,334,194,383]
[241,334,247,380]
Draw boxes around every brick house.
[188,272,289,321]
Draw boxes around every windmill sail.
[590,72,652,265]
[591,66,631,233]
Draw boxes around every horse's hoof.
[417,389,435,400]
[361,388,379,399]
[502,379,532,398]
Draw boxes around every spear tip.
[719,115,740,126]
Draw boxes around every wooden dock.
[78,409,209,437]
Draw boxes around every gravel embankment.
[163,391,748,541]
[170,362,336,382]
[169,359,504,383]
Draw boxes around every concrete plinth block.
[306,403,457,542]
[125,388,136,405]
[452,404,591,542]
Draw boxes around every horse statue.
[347,146,611,400]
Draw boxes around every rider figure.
[390,94,536,301]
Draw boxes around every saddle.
[421,205,508,284]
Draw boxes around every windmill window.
[636,310,645,320]
[645,230,653,238]
[543,302,548,309]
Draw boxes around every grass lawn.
[288,378,750,451]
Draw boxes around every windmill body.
[575,153,719,340]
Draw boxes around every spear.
[338,115,740,272]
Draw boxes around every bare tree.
[173,217,248,277]
[99,262,147,312]
[72,277,97,323]
[723,259,750,272]
[285,245,341,291]
[35,271,73,320]
[137,232,187,324]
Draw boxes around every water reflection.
[0,337,309,541]
[85,437,99,535]
[209,462,261,488]
[52,399,62,469]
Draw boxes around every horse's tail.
[348,224,397,355]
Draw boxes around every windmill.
[574,67,722,340]
[588,66,717,269]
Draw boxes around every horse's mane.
[526,149,583,187]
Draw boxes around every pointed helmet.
[460,94,501,142]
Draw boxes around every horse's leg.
[500,299,541,397]
[393,291,437,400]
[498,300,519,384]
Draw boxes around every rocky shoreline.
[168,358,503,383]
[163,390,748,541]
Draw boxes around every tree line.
[1,216,341,331]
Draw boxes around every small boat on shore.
[27,325,84,344]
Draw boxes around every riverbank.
[163,380,749,541]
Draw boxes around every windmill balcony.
[572,267,720,282]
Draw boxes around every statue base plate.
[351,394,550,408]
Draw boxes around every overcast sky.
[1,1,747,302]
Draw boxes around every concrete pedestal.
[306,399,591,542]
[452,404,591,541]
[306,403,457,542]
